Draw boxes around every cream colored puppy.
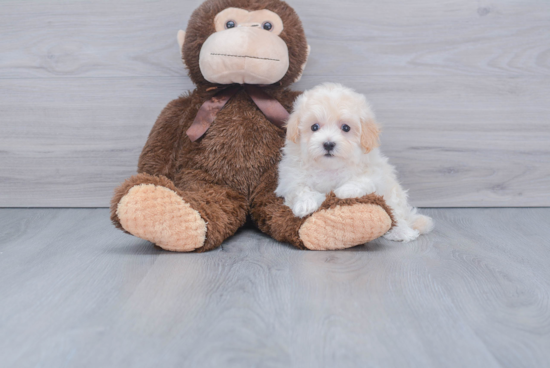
[276,83,433,242]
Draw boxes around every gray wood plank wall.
[1,0,549,207]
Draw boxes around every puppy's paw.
[334,182,374,199]
[383,225,420,242]
[412,214,434,234]
[291,192,325,218]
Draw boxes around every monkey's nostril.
[323,142,336,151]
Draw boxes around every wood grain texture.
[1,0,549,78]
[0,0,549,207]
[1,75,548,207]
[0,208,549,367]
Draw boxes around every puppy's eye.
[341,124,351,132]
[226,20,236,29]
[262,22,273,31]
[311,123,320,132]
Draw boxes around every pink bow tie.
[186,84,291,142]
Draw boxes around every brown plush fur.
[110,0,395,251]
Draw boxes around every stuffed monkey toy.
[110,0,395,252]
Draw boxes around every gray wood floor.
[1,208,549,368]
[1,0,549,207]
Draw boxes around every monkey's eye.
[225,20,236,29]
[341,124,351,132]
[262,22,273,31]
[311,123,320,132]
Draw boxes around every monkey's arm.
[281,90,302,111]
[137,93,195,179]
[110,92,201,236]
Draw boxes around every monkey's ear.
[360,115,381,154]
[294,45,311,83]
[177,30,186,55]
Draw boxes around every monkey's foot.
[117,184,207,252]
[299,203,392,251]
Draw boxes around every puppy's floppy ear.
[285,112,301,143]
[360,114,381,153]
[286,95,306,143]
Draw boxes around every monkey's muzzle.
[199,27,290,85]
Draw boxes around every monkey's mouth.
[210,53,280,62]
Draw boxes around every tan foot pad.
[117,184,207,252]
[299,204,392,251]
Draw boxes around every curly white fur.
[276,83,434,242]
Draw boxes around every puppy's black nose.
[323,142,336,151]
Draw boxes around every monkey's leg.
[111,172,247,252]
[250,169,395,250]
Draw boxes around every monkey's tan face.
[199,7,290,85]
